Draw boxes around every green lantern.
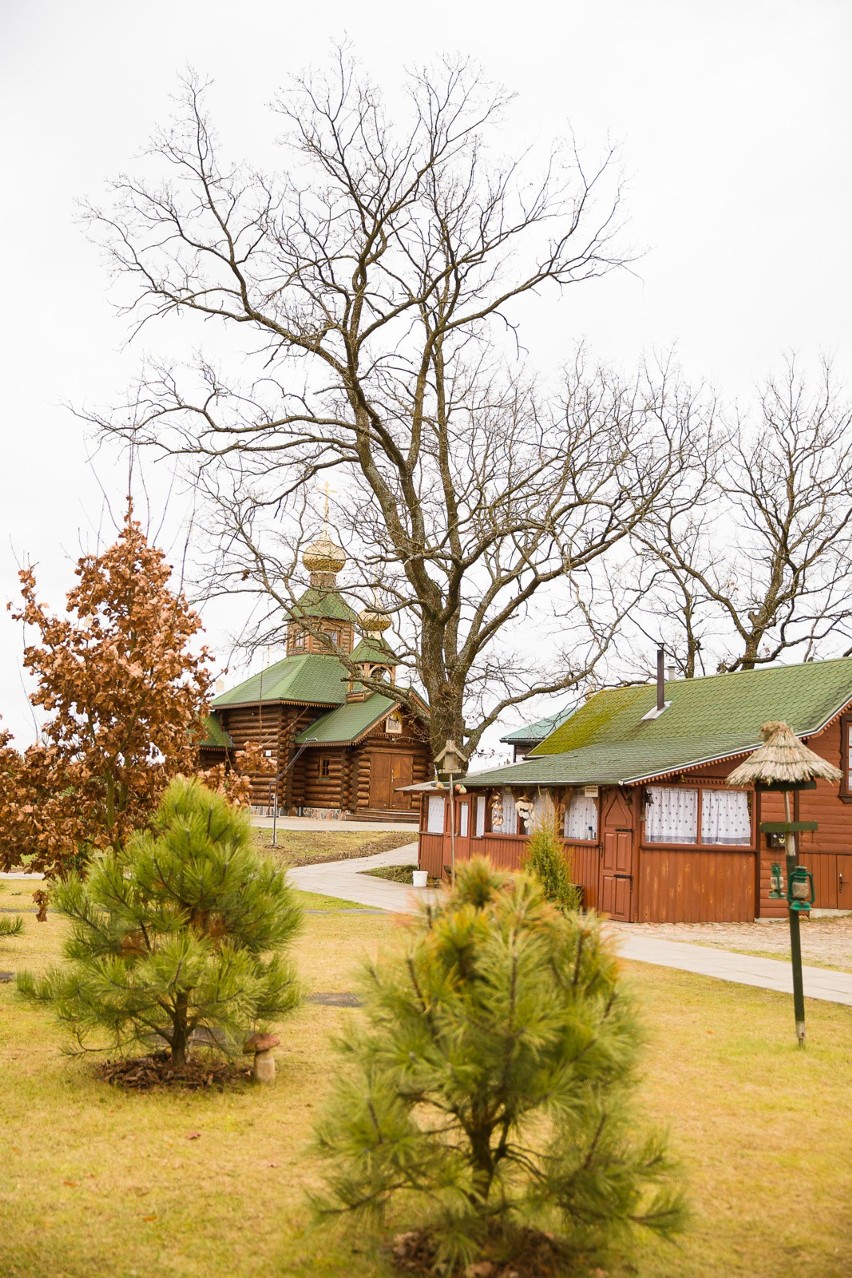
[787,865,815,913]
[768,862,784,899]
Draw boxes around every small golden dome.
[302,533,346,575]
[359,607,391,633]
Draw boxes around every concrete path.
[288,842,440,912]
[608,927,852,1007]
[291,848,852,1007]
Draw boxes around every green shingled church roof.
[198,713,234,749]
[350,635,396,665]
[291,586,358,623]
[213,654,348,708]
[465,658,852,790]
[295,693,398,746]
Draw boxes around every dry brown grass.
[249,827,414,867]
[1,877,850,1278]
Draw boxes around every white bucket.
[412,869,429,888]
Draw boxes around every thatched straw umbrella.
[727,721,841,791]
[727,722,840,1048]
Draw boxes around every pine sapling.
[313,857,686,1273]
[524,815,581,913]
[19,778,301,1068]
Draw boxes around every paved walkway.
[291,847,852,1007]
[289,842,438,912]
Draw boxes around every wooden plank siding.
[636,849,754,923]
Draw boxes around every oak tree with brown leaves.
[0,509,214,882]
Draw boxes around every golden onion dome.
[302,533,346,575]
[359,607,392,633]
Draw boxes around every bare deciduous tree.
[631,359,852,675]
[86,55,705,765]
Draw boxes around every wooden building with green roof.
[418,658,852,922]
[199,533,431,820]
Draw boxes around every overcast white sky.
[1,0,850,745]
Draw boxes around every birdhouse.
[435,739,467,779]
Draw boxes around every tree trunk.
[171,993,190,1067]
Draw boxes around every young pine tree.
[523,813,582,913]
[19,779,301,1067]
[313,858,685,1273]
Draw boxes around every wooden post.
[783,791,806,1047]
[448,772,456,886]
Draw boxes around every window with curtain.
[475,796,486,837]
[501,789,518,835]
[644,786,698,844]
[426,795,445,834]
[701,790,751,845]
[564,792,598,841]
[459,803,469,837]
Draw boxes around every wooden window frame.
[839,715,852,802]
[319,757,332,777]
[561,789,600,846]
[640,783,755,850]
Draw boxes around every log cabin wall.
[788,718,852,910]
[217,702,334,811]
[351,714,431,815]
[294,747,348,810]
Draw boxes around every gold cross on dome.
[319,478,336,529]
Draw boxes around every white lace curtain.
[644,787,698,844]
[501,789,519,835]
[426,795,445,834]
[701,790,751,845]
[475,796,486,837]
[564,793,598,841]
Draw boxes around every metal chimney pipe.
[656,646,666,712]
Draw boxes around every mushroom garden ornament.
[244,1032,281,1083]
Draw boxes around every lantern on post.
[435,739,469,887]
[768,862,784,899]
[727,721,841,1047]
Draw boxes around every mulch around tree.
[100,1051,252,1091]
[390,1228,606,1278]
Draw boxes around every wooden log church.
[199,531,431,820]
[417,658,852,922]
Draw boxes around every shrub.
[523,817,581,913]
[313,857,685,1273]
[0,915,24,938]
[19,778,301,1066]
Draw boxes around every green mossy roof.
[465,658,852,789]
[213,654,347,708]
[500,703,575,744]
[295,694,397,745]
[198,713,234,749]
[291,586,358,623]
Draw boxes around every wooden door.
[454,798,471,863]
[600,830,633,921]
[838,855,852,910]
[369,752,414,810]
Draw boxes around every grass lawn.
[249,827,413,868]
[1,878,851,1278]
